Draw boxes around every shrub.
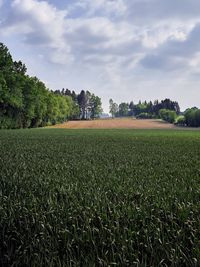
[175,115,186,126]
[185,108,200,127]
[159,109,177,123]
[136,113,152,119]
[0,116,21,129]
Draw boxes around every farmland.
[50,118,175,129]
[0,129,200,266]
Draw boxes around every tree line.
[54,89,103,120]
[1,42,200,129]
[0,43,103,129]
[178,108,200,127]
[109,98,180,118]
[159,107,200,127]
[109,98,200,127]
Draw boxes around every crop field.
[51,118,176,129]
[0,129,200,266]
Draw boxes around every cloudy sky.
[0,0,200,112]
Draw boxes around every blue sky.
[0,0,200,112]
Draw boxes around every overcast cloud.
[0,0,200,111]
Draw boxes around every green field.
[0,129,200,266]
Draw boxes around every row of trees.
[109,98,180,118]
[109,98,200,127]
[177,108,200,127]
[54,89,103,120]
[159,108,200,127]
[0,43,103,129]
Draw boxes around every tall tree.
[129,101,135,116]
[118,102,129,117]
[109,99,118,118]
[89,94,103,119]
[77,90,87,119]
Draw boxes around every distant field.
[0,129,200,266]
[51,118,176,129]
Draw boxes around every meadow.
[0,128,200,266]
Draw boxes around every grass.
[0,129,200,266]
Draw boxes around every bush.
[136,113,152,119]
[185,108,200,127]
[159,109,177,123]
[0,116,22,129]
[175,115,186,126]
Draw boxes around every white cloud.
[125,0,200,23]
[3,0,199,69]
[75,0,127,16]
[11,0,68,47]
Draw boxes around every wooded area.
[0,43,102,129]
[109,98,200,127]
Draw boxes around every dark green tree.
[77,90,87,119]
[0,43,76,129]
[118,102,129,117]
[129,101,135,116]
[89,94,103,119]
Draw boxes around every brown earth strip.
[50,118,176,129]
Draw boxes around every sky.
[0,0,200,112]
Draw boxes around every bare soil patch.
[51,118,175,129]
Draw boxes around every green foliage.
[110,99,180,118]
[89,94,103,119]
[57,89,103,120]
[118,102,129,117]
[0,43,80,128]
[136,112,152,119]
[109,99,118,118]
[77,90,87,119]
[0,129,200,266]
[159,109,177,123]
[184,108,200,127]
[0,116,20,129]
[154,99,180,115]
[135,102,148,115]
[0,43,13,72]
[175,115,186,126]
